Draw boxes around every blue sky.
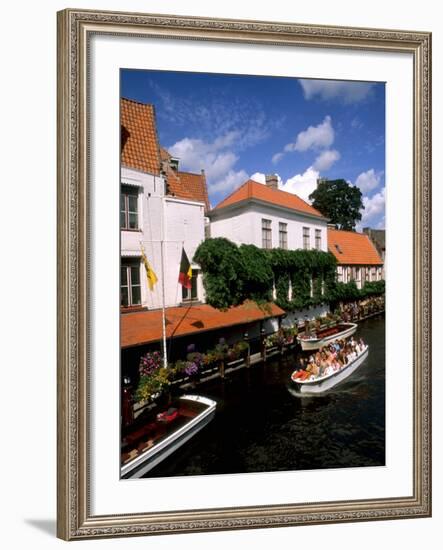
[121,70,385,230]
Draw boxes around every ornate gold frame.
[57,8,431,540]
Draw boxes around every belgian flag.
[178,247,192,289]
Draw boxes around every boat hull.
[297,323,357,351]
[121,395,216,479]
[292,346,369,394]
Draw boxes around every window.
[337,267,343,282]
[121,261,141,307]
[303,227,310,250]
[279,222,288,249]
[182,270,199,302]
[315,229,322,250]
[120,185,139,229]
[262,219,272,249]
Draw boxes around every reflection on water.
[145,315,385,478]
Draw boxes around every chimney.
[265,174,278,189]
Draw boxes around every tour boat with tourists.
[296,322,357,351]
[291,343,369,394]
[121,394,217,478]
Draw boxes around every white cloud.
[272,152,284,164]
[273,116,336,164]
[287,116,334,152]
[351,116,364,129]
[280,167,320,203]
[210,169,249,195]
[355,169,383,193]
[250,172,266,184]
[299,79,375,103]
[359,187,386,228]
[313,149,341,171]
[168,135,239,182]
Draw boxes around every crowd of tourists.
[292,336,367,381]
[340,296,384,322]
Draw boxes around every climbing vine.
[194,239,384,311]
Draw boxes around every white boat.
[121,395,216,478]
[297,322,357,351]
[291,345,369,394]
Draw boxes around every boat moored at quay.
[121,395,216,479]
[296,322,357,351]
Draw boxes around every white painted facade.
[121,166,206,310]
[209,201,328,252]
[336,265,383,289]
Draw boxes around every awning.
[121,301,285,349]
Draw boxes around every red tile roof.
[177,171,210,212]
[163,164,210,212]
[328,228,383,265]
[121,301,285,348]
[121,98,161,175]
[212,179,325,219]
[160,147,172,161]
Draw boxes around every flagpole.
[160,239,168,369]
[160,198,168,369]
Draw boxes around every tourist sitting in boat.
[295,336,367,383]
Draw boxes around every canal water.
[145,315,385,478]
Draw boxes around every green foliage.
[238,244,274,303]
[193,238,244,309]
[136,367,171,403]
[361,280,385,297]
[194,238,384,312]
[309,179,363,231]
[195,238,338,311]
[330,279,385,302]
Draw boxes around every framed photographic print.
[57,8,431,540]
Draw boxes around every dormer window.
[169,157,179,171]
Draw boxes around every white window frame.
[279,222,288,249]
[303,227,310,250]
[315,228,321,250]
[121,262,142,307]
[120,185,139,230]
[262,219,272,249]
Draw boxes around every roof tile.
[328,228,383,265]
[121,301,285,348]
[121,98,161,175]
[213,179,325,219]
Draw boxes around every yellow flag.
[141,250,158,290]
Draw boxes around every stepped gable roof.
[328,228,383,265]
[212,179,325,219]
[121,98,161,175]
[121,301,285,348]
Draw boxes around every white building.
[120,98,208,311]
[209,175,331,322]
[209,175,329,251]
[327,228,384,289]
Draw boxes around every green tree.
[309,178,363,231]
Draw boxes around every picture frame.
[57,8,431,540]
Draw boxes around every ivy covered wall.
[194,238,385,311]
